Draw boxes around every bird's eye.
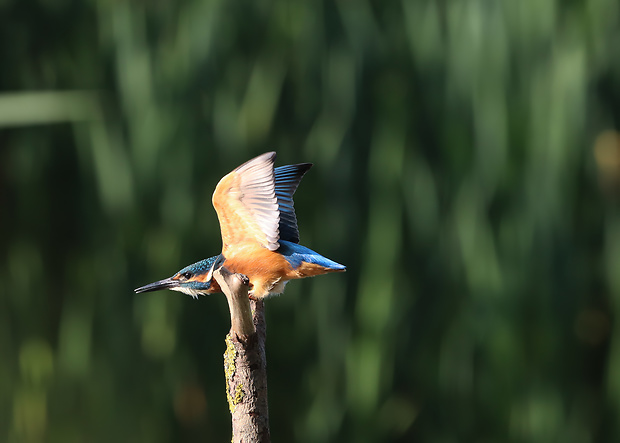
[182,272,193,280]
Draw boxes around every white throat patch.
[170,286,203,300]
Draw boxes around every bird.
[134,152,346,299]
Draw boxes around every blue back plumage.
[278,240,346,271]
[274,163,312,244]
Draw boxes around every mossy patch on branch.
[224,334,238,413]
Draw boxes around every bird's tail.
[278,240,346,276]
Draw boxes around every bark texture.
[214,268,270,443]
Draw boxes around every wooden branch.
[216,267,255,338]
[213,268,270,443]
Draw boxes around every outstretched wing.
[212,152,280,254]
[274,163,312,243]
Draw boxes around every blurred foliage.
[2,0,620,442]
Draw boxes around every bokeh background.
[2,0,620,442]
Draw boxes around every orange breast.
[223,244,291,278]
[222,243,297,298]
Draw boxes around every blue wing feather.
[274,163,312,244]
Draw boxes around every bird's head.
[134,255,222,299]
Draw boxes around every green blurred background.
[2,0,620,442]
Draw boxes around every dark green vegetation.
[2,1,620,442]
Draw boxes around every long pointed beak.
[134,277,179,294]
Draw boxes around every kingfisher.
[134,152,346,299]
